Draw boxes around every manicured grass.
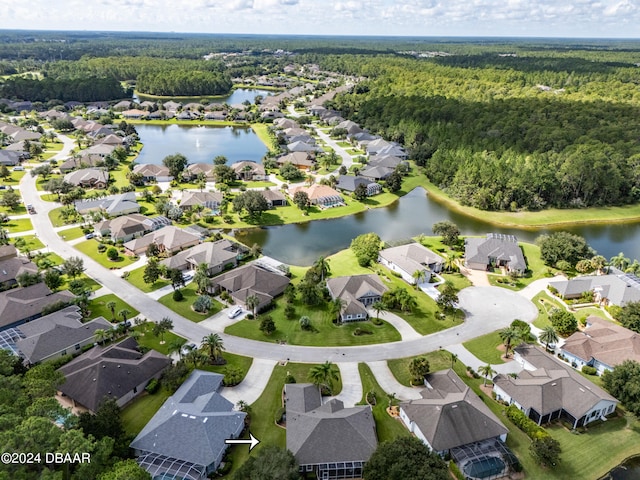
[573,306,609,323]
[441,272,472,290]
[240,181,276,189]
[324,247,372,278]
[133,322,185,355]
[126,265,171,292]
[532,291,565,329]
[4,217,33,233]
[57,226,86,241]
[225,297,401,347]
[49,206,82,227]
[198,352,253,383]
[39,193,59,202]
[358,363,411,443]
[74,239,138,269]
[463,331,506,365]
[121,390,171,436]
[36,174,62,191]
[13,234,44,252]
[227,362,342,473]
[60,274,101,293]
[0,171,25,185]
[33,251,64,267]
[387,350,460,387]
[250,123,279,152]
[0,204,26,215]
[88,294,139,323]
[158,282,223,323]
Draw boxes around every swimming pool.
[463,456,506,479]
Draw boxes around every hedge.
[506,404,550,440]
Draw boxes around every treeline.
[327,54,640,210]
[0,76,129,102]
[137,70,232,96]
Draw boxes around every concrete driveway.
[222,358,278,406]
[330,362,362,407]
[458,286,538,326]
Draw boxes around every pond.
[134,124,268,166]
[236,188,640,266]
[601,456,640,480]
[133,87,273,106]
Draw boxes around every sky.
[1,0,639,38]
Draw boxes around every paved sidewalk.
[370,309,422,341]
[444,344,522,376]
[518,277,562,300]
[222,358,277,406]
[366,361,422,401]
[329,362,362,408]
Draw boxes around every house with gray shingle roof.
[378,242,444,285]
[285,383,377,480]
[0,283,76,331]
[74,191,140,217]
[131,370,245,480]
[132,164,173,183]
[15,306,112,365]
[0,253,38,291]
[63,168,109,189]
[58,337,170,413]
[560,316,640,374]
[259,188,287,208]
[360,165,394,181]
[464,234,526,274]
[548,273,640,307]
[94,213,159,242]
[493,344,617,428]
[160,239,242,276]
[336,175,382,196]
[400,369,508,455]
[231,161,266,181]
[326,274,388,323]
[179,191,223,212]
[124,226,200,256]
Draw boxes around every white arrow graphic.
[225,433,260,451]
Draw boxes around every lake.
[237,188,640,266]
[134,124,268,165]
[133,87,273,106]
[601,456,640,480]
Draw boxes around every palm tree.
[245,294,260,317]
[444,251,461,273]
[539,326,560,352]
[499,326,521,358]
[412,269,427,289]
[329,297,345,323]
[167,339,186,360]
[371,300,387,320]
[193,262,209,295]
[386,392,397,408]
[450,352,459,368]
[106,301,117,321]
[153,317,174,344]
[479,364,496,387]
[186,348,207,368]
[308,361,340,395]
[202,333,225,364]
[118,308,131,323]
[610,252,630,271]
[94,329,108,345]
[313,256,331,282]
[590,255,607,274]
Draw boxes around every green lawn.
[36,174,62,191]
[88,294,139,323]
[0,170,25,185]
[532,291,565,329]
[198,352,253,383]
[441,272,472,290]
[463,331,506,365]
[57,226,86,241]
[4,217,33,233]
[13,235,44,252]
[0,204,26,215]
[74,239,139,269]
[49,206,82,227]
[487,242,551,290]
[158,282,223,323]
[358,363,412,443]
[387,350,460,387]
[126,265,171,292]
[225,297,401,347]
[134,322,186,355]
[60,274,101,293]
[121,390,171,436]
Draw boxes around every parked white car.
[227,306,243,319]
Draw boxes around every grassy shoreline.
[422,179,640,228]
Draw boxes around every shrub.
[366,390,376,405]
[246,313,254,320]
[259,315,276,335]
[354,327,372,336]
[145,378,160,394]
[192,294,212,313]
[449,460,465,480]
[284,304,296,319]
[173,289,184,301]
[274,407,286,424]
[582,365,597,375]
[97,243,107,253]
[299,315,311,330]
[285,374,296,384]
[223,366,243,387]
[506,404,550,440]
[106,247,119,260]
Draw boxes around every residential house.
[58,337,171,413]
[147,110,174,120]
[231,161,266,181]
[63,168,109,189]
[77,144,116,158]
[326,274,388,323]
[289,184,344,208]
[548,273,640,307]
[335,176,382,196]
[94,214,169,243]
[273,118,299,129]
[160,239,242,276]
[59,155,106,173]
[123,226,200,256]
[0,283,76,331]
[131,370,245,480]
[122,109,147,119]
[14,306,112,365]
[336,120,363,136]
[374,144,407,159]
[185,163,215,181]
[74,192,140,217]
[0,245,18,262]
[276,152,316,170]
[0,150,23,166]
[203,111,227,121]
[368,155,405,170]
[163,101,182,112]
[94,133,124,146]
[260,189,287,208]
[132,164,174,183]
[493,344,618,428]
[287,140,322,153]
[400,370,509,456]
[207,264,290,313]
[112,100,132,111]
[378,242,444,285]
[285,383,377,480]
[465,234,527,274]
[359,165,394,181]
[0,250,38,291]
[180,191,223,212]
[561,316,640,375]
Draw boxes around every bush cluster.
[506,404,549,440]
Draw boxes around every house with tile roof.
[74,192,140,217]
[326,274,388,323]
[378,242,444,285]
[465,234,527,274]
[561,316,640,374]
[131,370,245,480]
[58,337,171,413]
[285,383,377,480]
[493,344,617,428]
[14,306,112,365]
[0,283,76,331]
[231,161,267,181]
[63,168,109,189]
[289,184,344,208]
[160,239,242,276]
[184,163,215,181]
[124,226,200,256]
[276,152,316,170]
[548,273,640,307]
[400,369,508,455]
[207,263,290,313]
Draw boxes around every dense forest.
[326,54,640,210]
[0,76,129,102]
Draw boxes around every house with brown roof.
[94,214,163,242]
[133,164,174,183]
[493,344,617,428]
[58,337,171,413]
[160,239,243,276]
[259,189,287,208]
[285,383,377,480]
[378,242,444,285]
[179,191,223,212]
[231,161,266,181]
[276,152,316,170]
[326,274,388,323]
[289,184,344,208]
[207,264,290,312]
[59,155,106,173]
[185,163,215,181]
[0,283,76,331]
[124,226,200,256]
[400,370,509,456]
[561,316,640,375]
[63,168,109,189]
